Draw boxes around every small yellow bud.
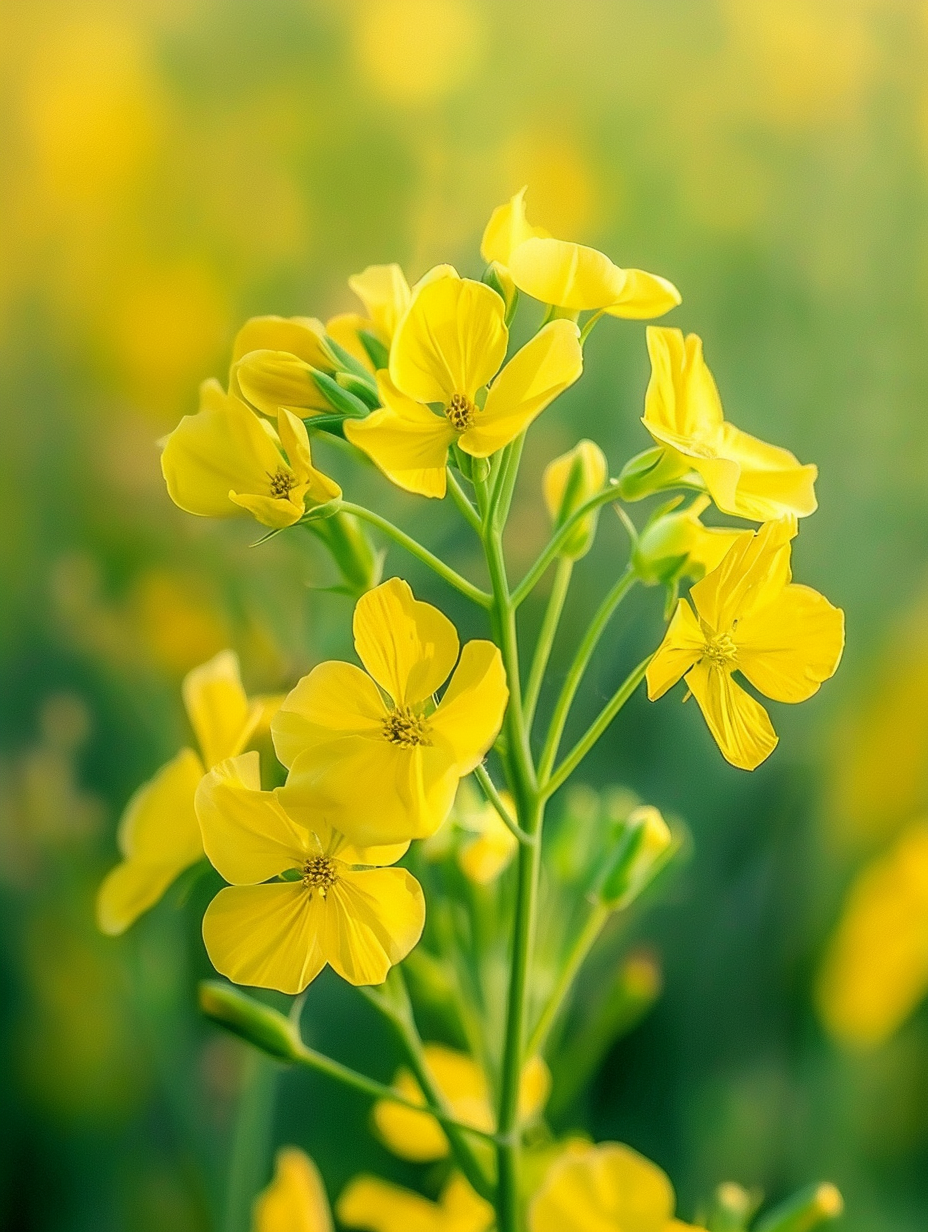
[542,440,608,560]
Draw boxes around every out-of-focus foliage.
[1,1,927,1229]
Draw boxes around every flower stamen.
[445,393,476,431]
[302,855,339,896]
[269,468,295,498]
[382,706,431,748]
[703,632,738,668]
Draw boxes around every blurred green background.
[2,1,928,1229]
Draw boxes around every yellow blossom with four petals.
[647,518,844,770]
[197,752,424,993]
[643,327,818,522]
[345,270,584,497]
[97,651,274,935]
[161,380,341,529]
[273,578,508,847]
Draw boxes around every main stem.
[479,476,542,1232]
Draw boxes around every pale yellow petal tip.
[253,1146,333,1232]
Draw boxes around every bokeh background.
[2,1,928,1229]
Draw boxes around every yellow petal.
[202,883,326,994]
[646,600,705,701]
[196,752,307,885]
[183,650,259,769]
[348,264,411,343]
[161,391,286,520]
[277,408,342,506]
[389,274,507,405]
[507,237,627,310]
[235,349,330,416]
[603,268,681,319]
[529,1141,675,1232]
[643,328,725,448]
[439,1174,496,1231]
[712,422,818,520]
[690,517,797,633]
[734,584,845,703]
[336,1175,442,1232]
[96,747,205,935]
[457,793,518,885]
[228,491,304,529]
[461,319,584,458]
[344,373,455,499]
[280,736,460,848]
[272,661,387,769]
[685,661,778,771]
[430,641,508,773]
[253,1147,333,1232]
[353,578,459,706]
[231,315,331,370]
[373,1046,489,1161]
[320,867,425,985]
[480,186,549,266]
[519,1054,552,1120]
[325,312,375,371]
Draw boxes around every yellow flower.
[96,651,272,935]
[632,496,750,586]
[529,1141,705,1232]
[273,578,508,846]
[197,752,424,993]
[481,187,680,317]
[253,1146,332,1232]
[344,270,583,497]
[454,784,518,885]
[161,380,341,529]
[231,315,335,416]
[643,327,818,521]
[373,1043,550,1162]
[348,263,412,346]
[542,439,609,559]
[338,1172,494,1232]
[816,819,928,1049]
[646,518,844,771]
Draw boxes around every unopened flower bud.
[543,440,608,560]
[599,805,674,908]
[482,261,518,325]
[633,496,745,587]
[199,980,302,1062]
[616,445,694,502]
[754,1184,843,1232]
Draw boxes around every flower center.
[703,632,738,668]
[445,393,476,431]
[269,467,295,498]
[302,855,339,896]
[382,706,431,748]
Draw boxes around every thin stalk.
[339,501,490,607]
[538,567,637,782]
[544,655,652,799]
[512,485,622,607]
[446,469,482,534]
[491,433,525,532]
[222,1053,278,1232]
[527,902,610,1057]
[523,556,573,730]
[473,763,532,845]
[579,308,607,344]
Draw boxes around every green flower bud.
[598,805,674,909]
[633,496,745,587]
[543,440,608,560]
[309,510,383,596]
[616,445,695,502]
[199,981,301,1062]
[754,1184,843,1232]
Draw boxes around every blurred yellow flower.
[161,379,341,529]
[274,578,508,846]
[542,439,609,560]
[97,651,271,935]
[643,327,818,521]
[816,819,928,1049]
[373,1043,549,1161]
[253,1146,332,1232]
[197,752,423,993]
[481,188,680,317]
[325,265,412,372]
[338,1172,493,1232]
[647,518,844,770]
[632,496,749,587]
[455,785,518,885]
[345,270,583,497]
[529,1141,704,1232]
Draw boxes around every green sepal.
[321,333,380,387]
[302,413,348,437]
[754,1184,844,1232]
[596,808,676,909]
[358,329,390,371]
[306,510,383,595]
[617,446,698,502]
[199,981,302,1063]
[482,261,519,326]
[311,371,370,418]
[335,370,381,410]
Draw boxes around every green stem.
[579,308,607,344]
[544,655,652,799]
[526,902,610,1057]
[523,556,573,731]
[538,567,637,782]
[512,485,621,607]
[446,468,482,534]
[491,434,525,532]
[222,1052,278,1232]
[473,763,532,845]
[339,501,490,607]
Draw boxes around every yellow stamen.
[269,468,295,498]
[302,855,339,896]
[703,632,738,668]
[382,706,431,748]
[445,393,476,431]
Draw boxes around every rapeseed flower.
[197,752,424,993]
[230,314,336,416]
[97,651,273,935]
[373,1043,550,1161]
[647,518,844,770]
[273,578,508,846]
[161,380,341,529]
[481,188,680,317]
[344,269,583,497]
[253,1146,332,1232]
[338,1172,493,1232]
[529,1141,704,1232]
[643,327,818,521]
